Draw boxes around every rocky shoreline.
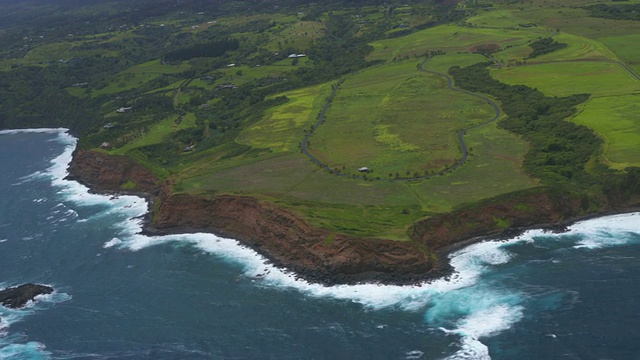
[66,149,639,286]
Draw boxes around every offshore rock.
[0,283,54,309]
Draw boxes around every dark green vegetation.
[527,37,568,59]
[2,0,640,241]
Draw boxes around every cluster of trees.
[586,4,640,21]
[449,63,599,185]
[163,39,240,63]
[0,65,100,135]
[527,37,567,59]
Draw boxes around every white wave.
[440,304,523,360]
[405,349,425,359]
[0,128,69,135]
[103,238,123,248]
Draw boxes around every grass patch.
[310,60,493,177]
[524,33,617,62]
[466,9,528,28]
[237,83,332,152]
[367,24,551,62]
[571,94,640,169]
[599,33,640,74]
[492,61,640,97]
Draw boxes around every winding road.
[300,55,502,182]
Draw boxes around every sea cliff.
[66,149,632,285]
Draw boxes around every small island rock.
[0,283,54,309]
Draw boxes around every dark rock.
[0,283,54,309]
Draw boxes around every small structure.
[71,82,88,87]
[227,63,236,67]
[358,167,370,173]
[116,107,132,113]
[288,53,307,58]
[216,84,237,90]
[103,123,115,129]
[183,145,195,152]
[100,142,111,149]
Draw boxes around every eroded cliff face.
[409,190,587,252]
[66,149,160,195]
[66,150,602,284]
[66,150,436,284]
[151,194,436,284]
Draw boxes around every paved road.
[300,56,502,182]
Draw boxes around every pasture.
[492,61,640,97]
[571,95,640,169]
[599,34,640,74]
[367,24,551,62]
[310,60,493,177]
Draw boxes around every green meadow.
[368,24,552,62]
[572,95,640,169]
[599,34,640,74]
[311,60,493,177]
[492,61,640,97]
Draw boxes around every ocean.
[0,129,639,359]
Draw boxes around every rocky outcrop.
[409,188,588,252]
[65,149,160,195]
[0,283,54,309]
[148,194,437,284]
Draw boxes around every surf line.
[300,55,502,182]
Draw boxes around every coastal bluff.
[67,149,599,285]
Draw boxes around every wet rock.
[0,283,54,309]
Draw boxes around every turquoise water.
[1,129,639,359]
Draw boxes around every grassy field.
[571,95,640,169]
[237,83,332,152]
[174,57,535,240]
[492,61,640,97]
[524,32,618,62]
[110,112,196,156]
[310,60,493,177]
[93,60,190,96]
[466,9,529,29]
[599,34,640,74]
[513,6,640,39]
[367,24,552,62]
[264,20,324,51]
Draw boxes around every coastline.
[64,147,640,286]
